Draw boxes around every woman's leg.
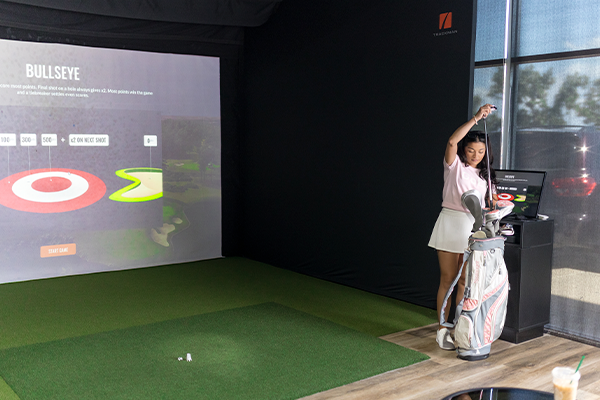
[437,250,466,327]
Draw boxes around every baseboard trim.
[545,327,600,348]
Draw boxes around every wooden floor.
[301,324,600,400]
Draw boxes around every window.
[474,0,600,343]
[474,0,507,62]
[516,0,600,56]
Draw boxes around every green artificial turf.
[0,257,436,351]
[0,377,19,400]
[0,257,437,399]
[0,303,428,400]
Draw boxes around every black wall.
[241,0,476,308]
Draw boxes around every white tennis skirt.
[428,207,475,253]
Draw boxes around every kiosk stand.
[501,217,554,343]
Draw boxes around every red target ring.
[0,168,105,213]
[32,176,72,192]
[497,193,515,201]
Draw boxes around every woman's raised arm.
[445,104,496,165]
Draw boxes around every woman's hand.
[485,194,499,210]
[474,104,496,123]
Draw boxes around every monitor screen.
[495,169,546,219]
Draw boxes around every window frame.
[475,0,600,168]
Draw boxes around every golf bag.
[440,190,514,361]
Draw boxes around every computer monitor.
[495,169,546,219]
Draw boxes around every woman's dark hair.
[458,131,497,200]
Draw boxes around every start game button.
[40,243,76,258]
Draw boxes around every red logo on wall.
[439,12,452,30]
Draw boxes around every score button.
[69,134,109,146]
[144,135,158,147]
[40,243,76,258]
[41,134,58,147]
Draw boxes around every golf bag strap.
[439,248,471,328]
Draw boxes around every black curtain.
[241,0,476,308]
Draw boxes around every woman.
[428,104,498,350]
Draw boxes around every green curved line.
[109,167,162,202]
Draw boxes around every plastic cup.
[552,367,580,400]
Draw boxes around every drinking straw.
[571,355,585,384]
[575,355,585,373]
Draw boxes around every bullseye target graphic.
[0,168,106,213]
[497,193,515,201]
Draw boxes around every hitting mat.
[0,303,428,400]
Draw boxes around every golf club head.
[500,223,515,236]
[485,200,514,223]
[495,199,515,220]
[484,209,501,224]
[483,199,515,236]
[461,190,483,232]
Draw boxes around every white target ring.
[497,193,515,201]
[12,171,89,203]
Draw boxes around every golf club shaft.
[483,118,493,208]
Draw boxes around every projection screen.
[0,38,222,283]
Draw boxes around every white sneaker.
[436,327,456,350]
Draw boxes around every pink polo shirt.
[441,156,487,212]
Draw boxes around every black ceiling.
[2,0,281,27]
[0,0,282,54]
